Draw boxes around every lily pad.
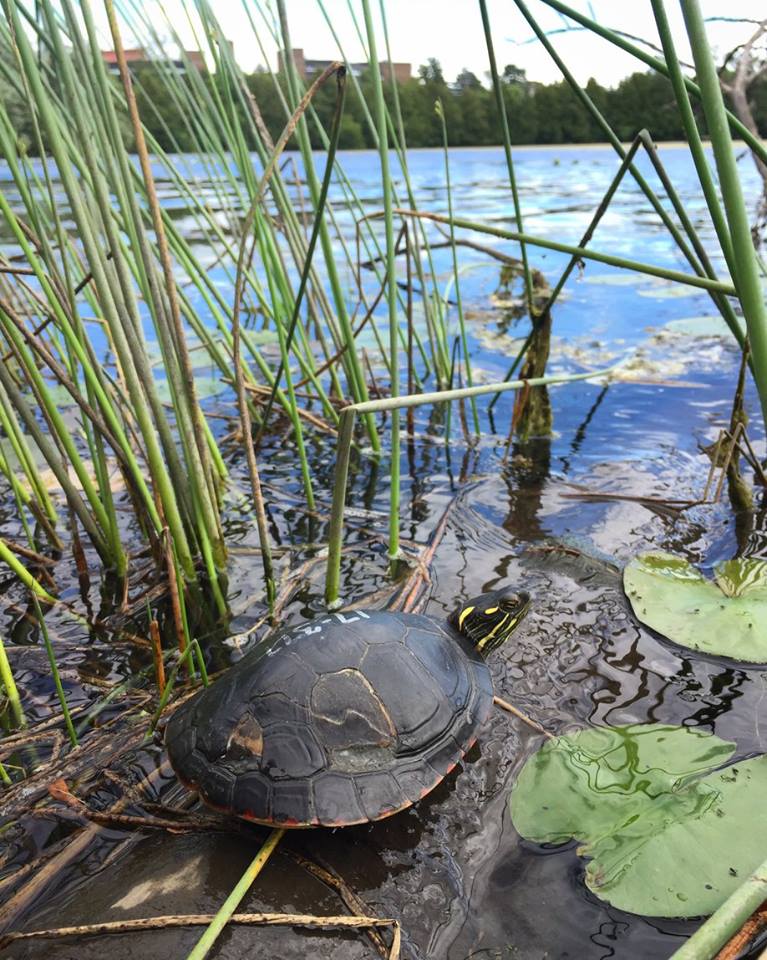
[153,373,227,404]
[509,723,767,917]
[664,315,744,338]
[624,551,767,662]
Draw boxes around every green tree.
[418,58,445,85]
[502,63,528,87]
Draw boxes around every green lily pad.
[509,723,767,917]
[624,551,767,662]
[153,373,227,404]
[664,315,744,338]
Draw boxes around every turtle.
[165,588,531,828]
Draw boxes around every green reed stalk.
[0,380,57,526]
[362,0,400,560]
[149,638,209,733]
[649,3,736,277]
[102,0,225,571]
[34,599,77,747]
[386,210,736,294]
[0,539,56,604]
[276,0,380,449]
[679,0,767,426]
[0,359,110,562]
[325,364,619,604]
[318,0,451,384]
[185,828,285,960]
[377,0,448,382]
[0,554,27,729]
[479,0,535,317]
[256,64,348,441]
[670,853,767,960]
[533,130,742,348]
[5,1,194,574]
[436,100,480,435]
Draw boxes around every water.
[1,145,766,959]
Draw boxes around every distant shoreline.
[328,140,724,153]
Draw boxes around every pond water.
[1,143,766,959]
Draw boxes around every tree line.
[5,56,767,154]
[173,58,767,151]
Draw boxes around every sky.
[111,1,766,89]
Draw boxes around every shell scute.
[233,771,272,822]
[271,779,316,825]
[261,726,325,780]
[198,764,236,811]
[253,691,311,727]
[355,770,408,821]
[310,668,396,753]
[313,771,366,826]
[358,641,443,738]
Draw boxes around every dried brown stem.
[0,912,402,957]
[149,619,165,695]
[714,900,767,959]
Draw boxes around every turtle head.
[450,589,531,656]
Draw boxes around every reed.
[436,100,480,436]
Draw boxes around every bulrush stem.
[679,0,767,431]
[362,0,400,560]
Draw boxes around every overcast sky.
[119,1,764,88]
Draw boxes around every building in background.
[100,48,207,75]
[278,48,411,83]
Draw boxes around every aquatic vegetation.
[624,552,767,662]
[509,723,767,917]
[0,0,766,956]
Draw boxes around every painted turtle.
[165,589,530,828]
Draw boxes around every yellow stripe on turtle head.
[475,612,511,652]
[484,606,499,615]
[458,605,475,629]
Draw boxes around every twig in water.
[288,848,392,959]
[46,779,223,834]
[493,696,555,739]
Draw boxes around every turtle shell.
[165,609,494,827]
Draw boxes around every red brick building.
[100,48,207,75]
[279,48,411,84]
